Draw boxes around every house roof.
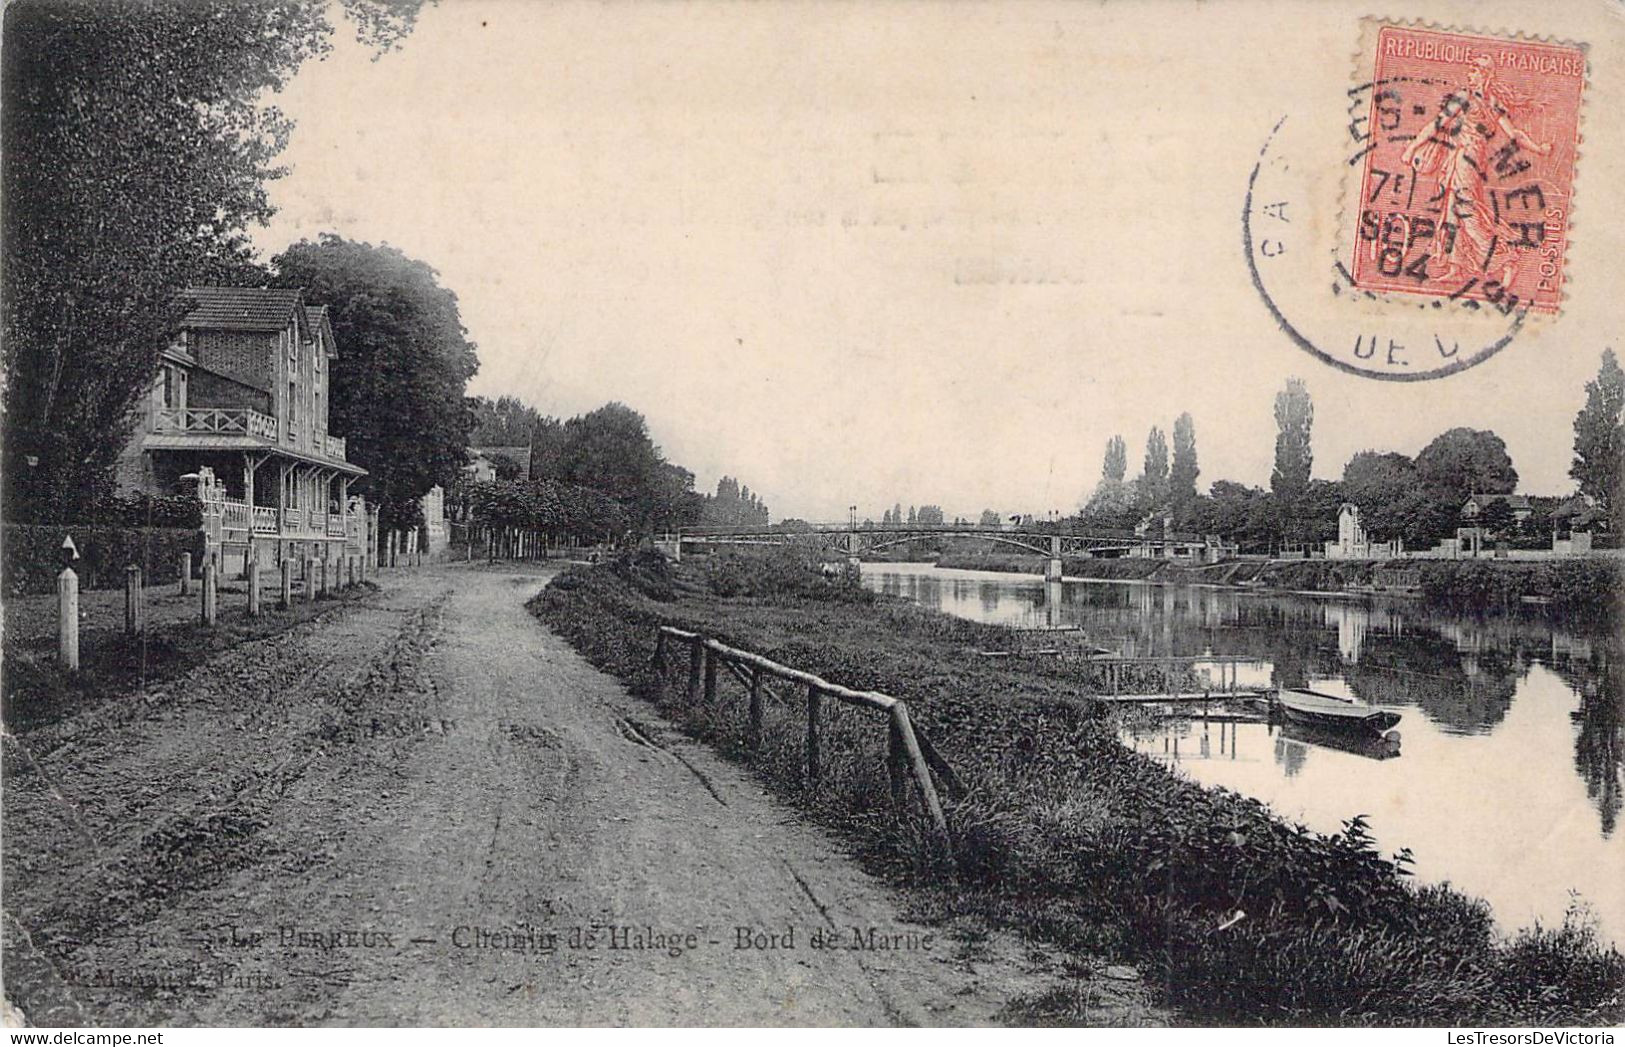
[304,305,339,358]
[182,287,306,333]
[471,445,532,475]
[1465,493,1531,510]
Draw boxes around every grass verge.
[2,581,380,733]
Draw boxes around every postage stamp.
[1346,23,1587,314]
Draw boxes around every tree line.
[456,396,773,545]
[1077,357,1621,552]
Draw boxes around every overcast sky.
[255,0,1625,522]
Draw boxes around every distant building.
[420,484,448,552]
[1457,493,1533,557]
[465,445,532,482]
[1461,493,1533,522]
[1323,503,1401,560]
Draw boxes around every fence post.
[247,551,261,617]
[686,636,704,705]
[806,684,821,787]
[58,567,80,670]
[179,552,192,595]
[347,554,356,588]
[887,717,908,811]
[124,564,143,635]
[319,556,329,597]
[305,558,317,602]
[891,703,948,840]
[652,630,666,673]
[748,667,763,749]
[280,559,293,609]
[703,644,718,705]
[201,561,217,626]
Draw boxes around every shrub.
[699,547,871,603]
[3,523,204,595]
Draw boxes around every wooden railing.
[652,625,954,840]
[252,506,280,534]
[220,499,249,533]
[153,406,279,440]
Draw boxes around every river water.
[860,562,1624,942]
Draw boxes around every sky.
[254,0,1625,522]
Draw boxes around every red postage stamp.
[1348,24,1586,314]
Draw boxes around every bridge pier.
[1045,557,1064,582]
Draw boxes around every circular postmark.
[1244,110,1526,382]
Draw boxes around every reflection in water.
[1571,649,1623,838]
[863,563,1625,941]
[1275,736,1309,778]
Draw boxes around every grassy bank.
[534,549,1622,1026]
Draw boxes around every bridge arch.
[864,532,1053,558]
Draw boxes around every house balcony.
[150,406,357,469]
[153,406,280,441]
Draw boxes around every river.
[860,562,1624,943]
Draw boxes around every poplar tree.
[1572,349,1624,521]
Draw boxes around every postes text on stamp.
[1349,25,1585,314]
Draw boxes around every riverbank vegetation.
[533,548,1623,1026]
[1060,361,1620,554]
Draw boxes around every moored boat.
[1276,688,1402,733]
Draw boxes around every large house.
[115,287,371,569]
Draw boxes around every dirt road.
[5,564,1145,1026]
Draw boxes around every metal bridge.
[669,523,1212,562]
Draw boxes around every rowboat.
[1276,688,1401,733]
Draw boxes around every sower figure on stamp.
[1401,54,1552,288]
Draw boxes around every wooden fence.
[652,625,958,841]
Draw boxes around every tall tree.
[468,395,544,447]
[1170,412,1200,521]
[1341,450,1421,541]
[1102,435,1127,484]
[1141,427,1170,510]
[1572,349,1624,519]
[1271,378,1314,501]
[1416,428,1518,506]
[272,235,480,532]
[556,402,666,535]
[528,416,567,481]
[2,0,423,520]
